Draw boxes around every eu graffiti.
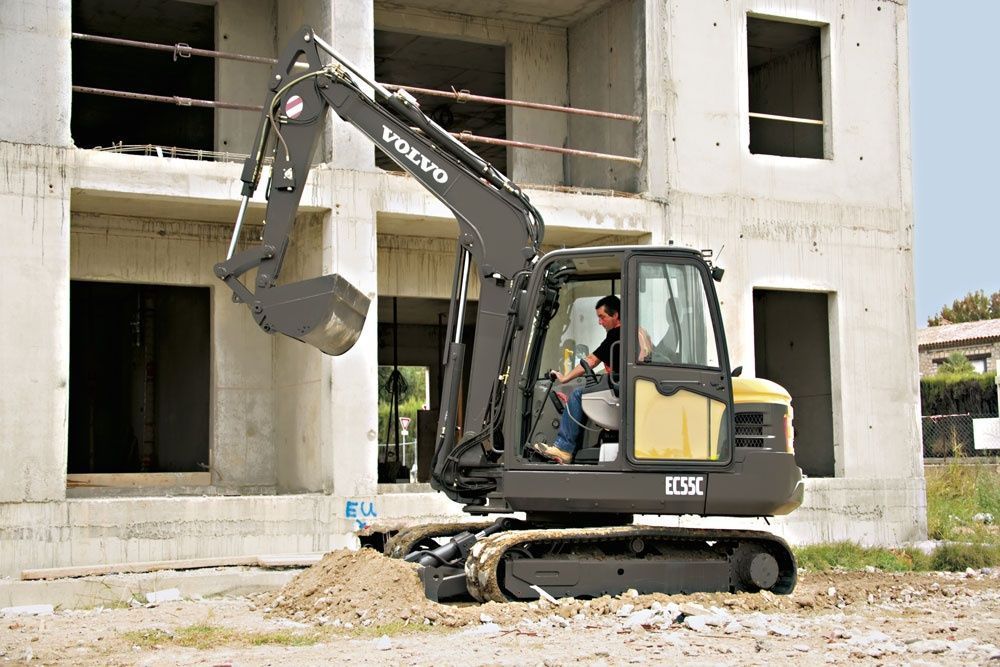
[345,500,377,530]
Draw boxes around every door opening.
[753,289,835,477]
[69,281,210,476]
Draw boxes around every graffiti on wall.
[345,499,378,531]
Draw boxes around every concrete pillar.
[507,26,568,186]
[215,0,278,156]
[0,144,71,502]
[640,0,669,198]
[566,0,639,192]
[327,170,379,497]
[0,1,72,148]
[277,0,375,171]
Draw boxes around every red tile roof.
[917,318,1000,349]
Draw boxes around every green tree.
[928,290,1000,326]
[937,352,975,376]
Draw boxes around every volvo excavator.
[214,26,805,603]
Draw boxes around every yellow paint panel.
[633,380,727,460]
[732,377,791,406]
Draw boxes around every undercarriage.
[387,519,797,603]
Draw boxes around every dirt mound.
[265,549,997,631]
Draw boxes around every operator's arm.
[552,353,602,384]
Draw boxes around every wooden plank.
[21,556,257,580]
[21,553,326,581]
[256,554,324,568]
[66,472,211,488]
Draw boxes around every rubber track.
[383,521,494,559]
[465,526,796,602]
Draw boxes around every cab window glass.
[637,261,720,368]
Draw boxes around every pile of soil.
[265,548,996,630]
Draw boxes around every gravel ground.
[2,567,999,666]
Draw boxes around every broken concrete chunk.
[144,588,181,604]
[0,605,54,617]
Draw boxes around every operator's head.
[595,295,621,331]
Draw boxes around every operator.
[532,295,623,464]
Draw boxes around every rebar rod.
[447,131,641,165]
[385,83,640,123]
[71,32,639,122]
[71,32,276,64]
[72,85,262,112]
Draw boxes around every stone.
[624,609,656,627]
[768,623,796,637]
[683,616,712,633]
[678,603,711,617]
[724,621,743,634]
[616,604,635,617]
[907,640,949,654]
[374,635,391,651]
[144,589,181,605]
[793,644,810,652]
[0,605,53,617]
[480,613,493,624]
[972,512,993,524]
[827,587,837,597]
[847,630,891,646]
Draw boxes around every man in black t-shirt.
[532,295,621,464]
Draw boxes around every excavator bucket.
[255,274,370,356]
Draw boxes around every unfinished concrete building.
[0,0,923,576]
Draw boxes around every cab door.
[622,254,734,466]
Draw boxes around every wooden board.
[21,553,326,581]
[66,472,211,488]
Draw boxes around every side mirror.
[731,365,743,377]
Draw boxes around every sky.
[910,0,1000,325]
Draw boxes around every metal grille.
[735,412,765,448]
[922,413,999,459]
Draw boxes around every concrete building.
[0,0,923,577]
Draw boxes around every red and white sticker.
[285,95,304,119]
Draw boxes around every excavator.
[215,26,804,603]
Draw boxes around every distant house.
[917,318,1000,376]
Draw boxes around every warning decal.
[285,95,304,119]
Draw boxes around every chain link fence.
[922,413,1000,458]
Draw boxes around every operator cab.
[509,247,734,473]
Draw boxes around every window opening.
[374,30,507,174]
[69,281,210,475]
[747,17,826,159]
[71,0,215,152]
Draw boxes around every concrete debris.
[767,623,796,637]
[479,613,493,624]
[615,604,634,617]
[144,588,181,604]
[845,630,891,646]
[678,602,711,617]
[622,609,656,627]
[724,621,743,634]
[1,604,54,617]
[907,639,949,654]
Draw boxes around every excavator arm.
[214,26,544,500]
